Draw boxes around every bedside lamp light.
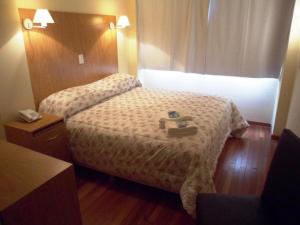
[110,15,130,29]
[23,9,55,30]
[33,9,54,27]
[117,16,130,28]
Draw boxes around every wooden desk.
[0,140,82,225]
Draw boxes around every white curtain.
[206,0,295,78]
[137,0,295,78]
[137,0,209,73]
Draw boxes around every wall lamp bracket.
[23,18,48,30]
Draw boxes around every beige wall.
[0,0,137,139]
[286,68,300,136]
[126,0,138,76]
[0,0,35,139]
[272,0,300,136]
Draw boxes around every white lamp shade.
[117,16,130,28]
[33,9,54,25]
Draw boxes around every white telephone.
[18,109,42,123]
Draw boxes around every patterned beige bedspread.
[66,87,248,216]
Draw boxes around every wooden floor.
[76,124,277,225]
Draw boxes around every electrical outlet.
[78,54,84,64]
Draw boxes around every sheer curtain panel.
[137,0,295,78]
[137,0,209,74]
[206,0,295,78]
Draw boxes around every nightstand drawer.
[33,121,65,139]
[33,123,70,160]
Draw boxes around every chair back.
[261,129,300,225]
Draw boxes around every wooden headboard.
[19,9,118,107]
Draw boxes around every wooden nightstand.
[5,114,72,162]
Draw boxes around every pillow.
[39,73,141,119]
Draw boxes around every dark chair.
[196,129,300,225]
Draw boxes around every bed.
[39,73,249,216]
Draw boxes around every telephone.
[18,109,42,123]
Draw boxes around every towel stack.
[159,111,198,137]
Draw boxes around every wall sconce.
[23,9,55,30]
[110,15,130,29]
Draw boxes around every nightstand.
[5,114,72,162]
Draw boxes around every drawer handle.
[47,135,58,142]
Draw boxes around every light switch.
[78,54,84,64]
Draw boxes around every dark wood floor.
[76,124,277,225]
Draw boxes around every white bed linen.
[65,87,248,216]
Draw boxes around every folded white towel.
[159,110,193,129]
[165,120,198,137]
[159,116,193,129]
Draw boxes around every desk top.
[0,140,71,211]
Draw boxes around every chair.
[196,129,300,225]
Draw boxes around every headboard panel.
[19,9,118,107]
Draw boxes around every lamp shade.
[117,16,130,28]
[33,9,54,26]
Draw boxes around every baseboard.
[247,121,271,127]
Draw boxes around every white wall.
[139,69,279,124]
[286,69,300,136]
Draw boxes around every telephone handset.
[18,109,42,123]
